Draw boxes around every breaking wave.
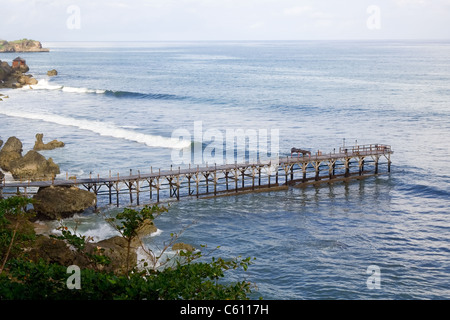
[0,108,191,150]
[28,79,186,101]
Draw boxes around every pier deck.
[0,144,393,208]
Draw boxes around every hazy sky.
[1,0,450,41]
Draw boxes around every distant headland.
[0,39,49,53]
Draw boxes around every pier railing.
[339,144,392,155]
[0,144,393,208]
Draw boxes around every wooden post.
[116,178,120,207]
[176,175,180,200]
[128,181,133,203]
[345,158,350,177]
[156,177,160,203]
[149,178,153,200]
[251,166,255,190]
[136,180,140,205]
[213,170,217,196]
[388,154,391,173]
[302,162,308,183]
[313,161,321,181]
[188,175,192,195]
[258,167,261,186]
[108,182,112,205]
[225,171,229,191]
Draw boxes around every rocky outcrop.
[10,150,60,181]
[27,234,138,275]
[0,136,23,172]
[33,133,65,151]
[28,235,88,267]
[172,242,195,252]
[88,236,138,274]
[0,39,49,53]
[0,136,61,181]
[137,219,158,237]
[47,69,58,76]
[33,186,96,220]
[0,61,13,81]
[17,74,38,85]
[0,59,38,89]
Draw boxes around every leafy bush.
[0,197,257,300]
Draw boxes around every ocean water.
[1,40,450,299]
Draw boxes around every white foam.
[26,79,106,94]
[0,108,191,150]
[27,79,63,91]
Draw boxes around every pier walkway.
[0,144,393,208]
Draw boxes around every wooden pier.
[0,144,393,208]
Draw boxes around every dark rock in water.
[33,133,65,151]
[17,74,37,85]
[172,242,195,252]
[47,69,58,76]
[33,186,96,220]
[10,150,60,181]
[0,136,23,172]
[0,170,4,181]
[88,236,138,274]
[137,219,158,238]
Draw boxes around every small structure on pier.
[291,148,311,157]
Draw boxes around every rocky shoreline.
[0,58,39,89]
[0,134,98,221]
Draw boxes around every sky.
[1,0,450,41]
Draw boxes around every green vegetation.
[0,196,257,300]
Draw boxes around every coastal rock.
[33,133,65,151]
[0,59,37,88]
[88,236,138,274]
[0,170,4,181]
[136,219,158,238]
[27,235,82,266]
[47,69,58,76]
[0,61,12,81]
[0,136,23,172]
[33,186,96,220]
[27,234,137,274]
[17,74,37,85]
[172,242,195,252]
[10,150,60,181]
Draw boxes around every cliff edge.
[0,39,49,52]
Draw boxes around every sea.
[0,40,449,300]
